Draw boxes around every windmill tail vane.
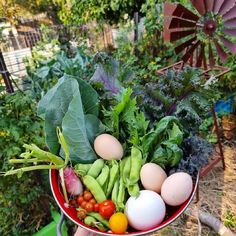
[164,0,236,69]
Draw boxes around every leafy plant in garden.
[137,66,217,133]
[0,91,52,236]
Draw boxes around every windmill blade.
[219,35,236,54]
[213,0,224,14]
[218,0,236,16]
[182,40,201,62]
[164,29,196,41]
[175,36,197,54]
[191,0,206,15]
[224,18,236,28]
[223,5,236,21]
[208,43,215,67]
[223,28,236,36]
[196,43,205,67]
[168,17,197,29]
[214,39,228,63]
[164,3,199,21]
[204,0,214,12]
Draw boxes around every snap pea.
[87,159,104,178]
[74,163,92,177]
[122,156,131,184]
[96,165,109,190]
[117,179,125,210]
[129,147,143,184]
[128,183,140,197]
[106,161,119,197]
[111,178,119,204]
[87,212,110,228]
[83,175,106,203]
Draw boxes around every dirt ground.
[152,142,236,236]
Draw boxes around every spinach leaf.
[44,77,79,154]
[61,91,97,163]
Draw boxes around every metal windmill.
[162,0,236,72]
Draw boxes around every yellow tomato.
[109,212,128,234]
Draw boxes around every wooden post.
[0,50,14,93]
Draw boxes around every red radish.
[64,167,83,195]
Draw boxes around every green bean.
[87,159,104,178]
[84,216,107,231]
[122,156,131,184]
[106,161,119,197]
[128,183,140,197]
[111,178,119,204]
[74,163,92,177]
[83,175,106,203]
[129,147,142,184]
[87,212,109,228]
[96,165,109,190]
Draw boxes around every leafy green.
[44,76,79,154]
[61,91,97,163]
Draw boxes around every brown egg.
[94,134,123,160]
[140,163,167,193]
[161,172,193,206]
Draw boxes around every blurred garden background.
[0,0,235,235]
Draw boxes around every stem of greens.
[59,168,69,204]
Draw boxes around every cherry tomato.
[77,209,87,220]
[69,199,77,207]
[89,198,96,204]
[77,196,84,205]
[94,203,99,212]
[85,202,94,212]
[84,191,93,201]
[98,200,116,219]
[81,201,87,209]
[109,212,128,234]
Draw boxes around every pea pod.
[122,156,131,184]
[128,183,140,197]
[96,165,109,190]
[106,161,119,197]
[117,179,125,210]
[111,178,119,205]
[74,163,92,177]
[87,159,104,178]
[83,175,106,203]
[129,147,142,185]
[87,212,110,228]
[84,216,107,231]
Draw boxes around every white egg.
[94,134,123,160]
[140,163,167,193]
[161,172,193,206]
[125,190,166,231]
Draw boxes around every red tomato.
[69,199,77,207]
[85,202,94,212]
[94,203,99,212]
[89,198,96,204]
[81,201,87,209]
[77,196,84,205]
[99,200,116,219]
[84,192,93,201]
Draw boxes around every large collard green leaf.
[62,91,97,163]
[37,77,66,118]
[85,114,106,144]
[44,78,79,154]
[74,77,99,116]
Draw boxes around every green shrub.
[0,91,52,236]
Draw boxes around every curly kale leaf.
[169,135,213,177]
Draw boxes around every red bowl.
[49,169,199,236]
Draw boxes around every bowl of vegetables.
[5,78,209,235]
